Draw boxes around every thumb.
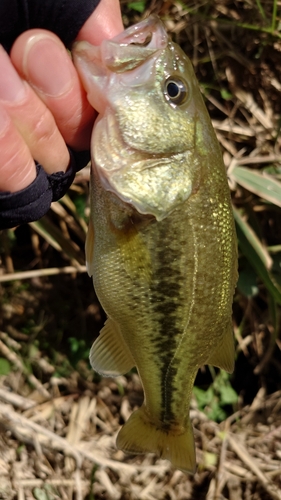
[76,0,124,45]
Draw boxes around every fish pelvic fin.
[85,218,95,277]
[90,318,135,377]
[207,322,235,373]
[116,407,196,474]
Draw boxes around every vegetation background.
[0,1,281,498]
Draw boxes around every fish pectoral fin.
[207,323,235,373]
[89,318,135,377]
[85,218,95,277]
[116,407,196,474]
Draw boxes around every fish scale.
[73,15,238,473]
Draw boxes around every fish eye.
[164,77,188,105]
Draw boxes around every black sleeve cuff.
[0,148,90,230]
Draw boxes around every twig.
[0,340,51,400]
[226,67,274,131]
[0,331,21,350]
[0,230,14,273]
[74,469,83,500]
[241,387,266,425]
[17,487,24,500]
[0,401,165,475]
[0,401,82,467]
[214,422,230,498]
[227,476,243,500]
[206,478,216,500]
[224,461,254,479]
[0,388,35,410]
[228,434,281,500]
[212,119,256,137]
[0,265,87,283]
[95,469,121,500]
[14,479,86,487]
[232,154,281,166]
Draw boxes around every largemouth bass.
[73,16,238,473]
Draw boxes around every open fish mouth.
[102,15,168,72]
[111,14,166,46]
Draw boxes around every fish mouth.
[72,16,170,115]
[101,15,169,73]
[108,15,167,51]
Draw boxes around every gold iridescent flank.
[73,16,238,474]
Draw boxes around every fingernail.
[0,46,26,101]
[24,36,73,96]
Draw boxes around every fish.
[73,15,238,474]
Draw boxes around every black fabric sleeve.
[0,0,100,229]
[0,149,91,230]
[0,0,101,52]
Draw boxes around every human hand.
[0,0,123,194]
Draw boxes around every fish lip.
[109,15,168,50]
[100,16,169,74]
[72,15,169,113]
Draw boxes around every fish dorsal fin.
[90,318,135,377]
[85,218,95,277]
[207,323,235,373]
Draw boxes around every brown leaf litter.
[0,355,280,499]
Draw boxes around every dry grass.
[1,1,281,498]
[0,358,280,499]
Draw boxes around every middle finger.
[0,45,70,175]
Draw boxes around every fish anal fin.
[207,324,235,373]
[85,218,95,277]
[116,407,196,474]
[90,318,135,377]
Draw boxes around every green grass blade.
[233,207,281,304]
[233,206,272,269]
[127,1,146,13]
[255,0,267,21]
[30,218,85,265]
[231,165,281,208]
[29,221,61,252]
[268,294,279,341]
[271,0,278,32]
[213,17,281,38]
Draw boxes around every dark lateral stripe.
[149,222,187,425]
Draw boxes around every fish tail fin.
[116,406,196,474]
